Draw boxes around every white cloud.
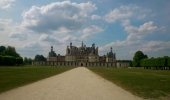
[121,19,130,26]
[39,34,60,43]
[8,33,27,41]
[62,35,80,42]
[22,1,97,34]
[81,25,104,39]
[104,4,153,23]
[20,42,40,49]
[124,21,165,41]
[0,19,12,32]
[141,41,170,52]
[91,15,102,20]
[138,14,146,19]
[0,0,15,10]
[99,20,166,59]
[83,25,104,34]
[119,4,139,11]
[18,42,46,58]
[104,8,132,23]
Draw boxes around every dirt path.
[0,67,142,100]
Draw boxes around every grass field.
[88,67,170,99]
[0,66,75,93]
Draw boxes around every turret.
[82,41,83,47]
[110,47,112,53]
[96,47,98,55]
[70,42,72,47]
[51,46,53,52]
[66,46,69,54]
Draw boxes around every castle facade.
[32,42,130,67]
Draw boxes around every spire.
[110,47,112,53]
[51,46,53,52]
[82,41,83,47]
[70,42,72,47]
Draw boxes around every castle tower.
[82,41,83,47]
[70,42,72,47]
[110,47,112,53]
[51,46,53,52]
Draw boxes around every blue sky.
[0,0,170,60]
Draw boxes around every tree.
[0,46,6,52]
[24,57,32,65]
[24,57,28,64]
[16,57,23,65]
[133,51,148,67]
[27,58,32,64]
[34,55,46,61]
[3,46,20,57]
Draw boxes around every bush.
[0,56,23,66]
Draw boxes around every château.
[32,42,130,67]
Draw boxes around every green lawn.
[0,66,75,93]
[88,67,170,99]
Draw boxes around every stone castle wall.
[32,61,130,68]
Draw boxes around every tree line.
[133,50,170,69]
[140,57,170,69]
[0,45,47,66]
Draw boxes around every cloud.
[20,42,40,49]
[22,1,97,34]
[0,19,12,33]
[119,4,139,11]
[0,0,15,10]
[124,21,166,41]
[91,15,102,20]
[39,34,60,43]
[121,19,130,26]
[104,8,132,23]
[99,20,166,59]
[81,25,104,39]
[62,35,80,42]
[141,41,170,52]
[138,14,146,19]
[8,33,27,41]
[18,42,46,58]
[104,4,152,23]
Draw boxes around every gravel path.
[0,67,142,100]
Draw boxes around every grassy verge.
[88,67,170,99]
[0,66,75,93]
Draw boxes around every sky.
[0,0,170,60]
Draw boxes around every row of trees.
[0,56,23,66]
[24,57,32,65]
[133,50,170,69]
[0,46,47,66]
[140,57,170,69]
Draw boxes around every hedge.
[140,57,169,68]
[0,56,23,66]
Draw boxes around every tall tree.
[24,57,28,64]
[3,46,20,57]
[34,55,46,61]
[0,46,6,52]
[133,51,148,67]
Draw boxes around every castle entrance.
[81,63,83,66]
